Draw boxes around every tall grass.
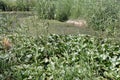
[54,0,72,21]
[85,0,120,35]
[36,0,120,35]
[36,0,55,19]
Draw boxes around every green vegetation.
[0,0,36,11]
[0,34,120,80]
[0,0,120,80]
[36,0,120,35]
[0,14,95,36]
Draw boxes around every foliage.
[0,0,36,11]
[0,34,120,80]
[0,14,22,35]
[36,0,55,19]
[0,0,7,11]
[0,1,120,79]
[54,0,72,21]
[35,0,120,35]
[36,0,71,21]
[86,0,120,34]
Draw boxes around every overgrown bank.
[0,0,120,35]
[36,0,120,35]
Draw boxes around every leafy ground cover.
[0,34,120,80]
[0,1,120,79]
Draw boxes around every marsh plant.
[36,0,55,19]
[86,0,120,36]
[0,0,120,80]
[36,0,120,36]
